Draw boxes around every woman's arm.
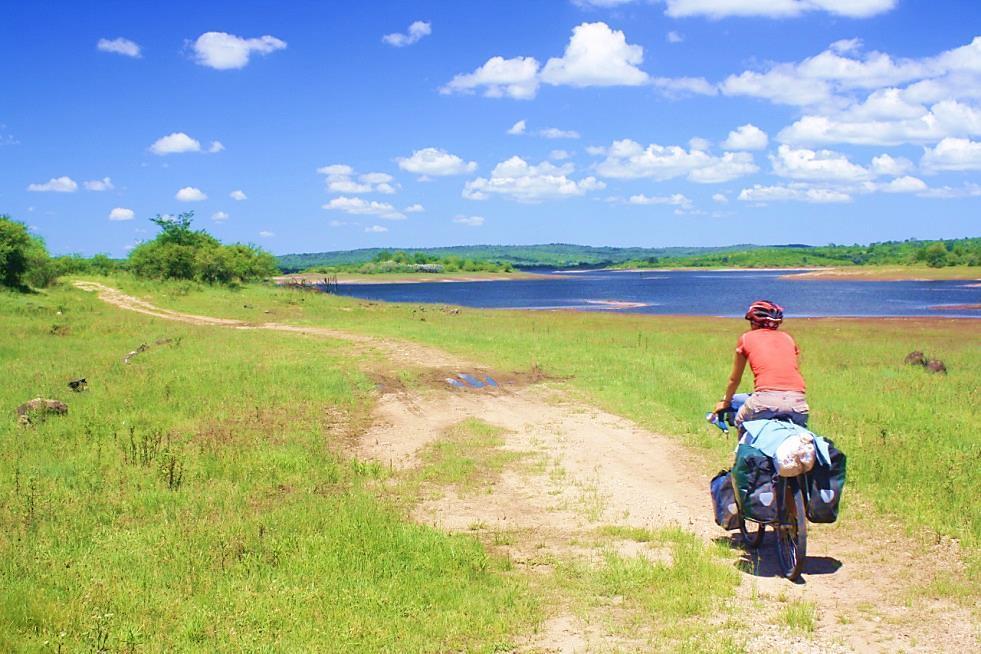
[714,351,747,413]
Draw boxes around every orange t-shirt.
[736,329,806,393]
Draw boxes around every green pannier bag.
[731,443,778,523]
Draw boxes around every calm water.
[330,270,981,318]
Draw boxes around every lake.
[330,270,981,318]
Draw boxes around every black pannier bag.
[804,438,847,523]
[710,469,739,530]
[732,443,779,523]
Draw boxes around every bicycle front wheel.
[775,477,807,581]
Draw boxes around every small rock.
[123,343,149,364]
[16,398,68,426]
[925,359,947,374]
[904,350,926,366]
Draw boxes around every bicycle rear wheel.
[775,477,807,580]
[738,514,764,548]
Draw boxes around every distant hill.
[276,243,755,271]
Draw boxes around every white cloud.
[540,127,581,139]
[770,144,873,182]
[508,120,527,135]
[921,137,981,172]
[212,211,230,221]
[916,183,981,199]
[175,186,207,202]
[405,203,425,213]
[463,156,604,202]
[83,177,114,191]
[880,176,928,193]
[327,178,373,193]
[594,139,758,183]
[191,32,287,70]
[442,22,648,99]
[365,225,389,233]
[550,149,573,160]
[259,230,274,238]
[382,20,432,47]
[453,215,485,227]
[323,196,406,220]
[667,31,683,44]
[871,153,913,176]
[712,193,729,204]
[397,147,477,176]
[541,22,648,88]
[689,137,711,151]
[627,193,692,208]
[651,77,717,98]
[722,124,768,150]
[442,56,541,100]
[360,172,393,184]
[208,140,225,153]
[721,69,833,106]
[108,207,135,221]
[662,0,897,19]
[27,176,77,192]
[230,190,247,201]
[97,37,141,58]
[150,132,201,155]
[738,183,852,204]
[317,164,353,176]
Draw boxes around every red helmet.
[745,300,784,328]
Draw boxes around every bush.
[127,212,277,284]
[0,215,52,289]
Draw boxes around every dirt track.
[76,281,977,653]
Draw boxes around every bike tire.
[775,477,807,581]
[738,514,764,549]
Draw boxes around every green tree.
[0,214,51,289]
[923,242,949,268]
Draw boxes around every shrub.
[0,215,52,289]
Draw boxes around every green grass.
[0,285,536,652]
[779,600,817,633]
[117,276,980,556]
[415,419,525,494]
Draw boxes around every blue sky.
[1,0,979,256]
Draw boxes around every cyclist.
[714,300,808,433]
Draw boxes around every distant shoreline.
[274,271,559,286]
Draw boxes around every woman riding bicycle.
[714,300,808,432]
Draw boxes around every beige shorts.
[735,390,809,428]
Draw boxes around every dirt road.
[76,281,976,653]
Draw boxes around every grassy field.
[0,286,541,652]
[114,277,980,562]
[2,282,760,652]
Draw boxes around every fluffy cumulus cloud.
[97,37,141,58]
[318,165,398,194]
[397,148,477,176]
[661,0,897,19]
[191,32,286,70]
[722,124,769,150]
[229,189,247,201]
[259,231,274,238]
[463,156,604,202]
[592,139,758,183]
[443,22,647,99]
[667,31,683,44]
[108,207,135,221]
[83,177,114,191]
[405,203,425,213]
[212,211,229,221]
[738,183,852,204]
[540,22,649,88]
[365,225,388,233]
[880,176,928,193]
[382,21,431,47]
[712,193,729,204]
[323,196,405,220]
[442,56,541,100]
[921,137,981,172]
[453,215,485,227]
[150,132,204,155]
[871,153,913,176]
[507,120,527,135]
[175,186,207,202]
[27,176,77,192]
[770,144,873,182]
